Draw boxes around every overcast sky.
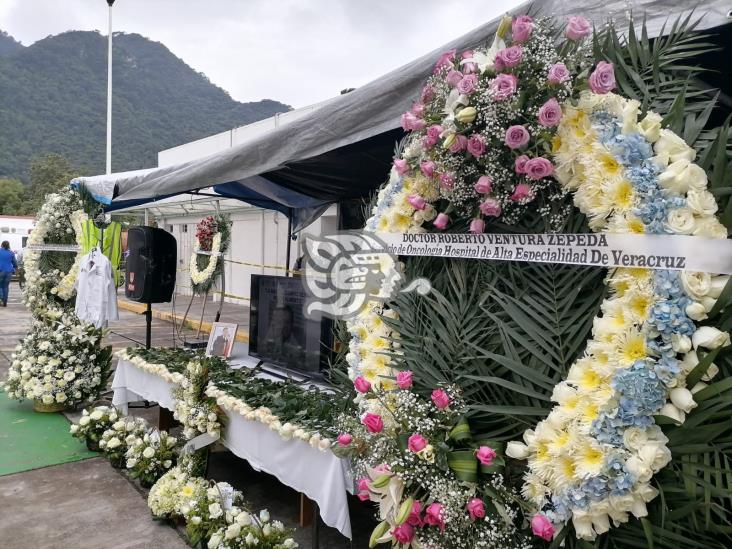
[0,0,523,108]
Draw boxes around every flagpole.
[106,0,115,175]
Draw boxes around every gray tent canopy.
[73,0,731,230]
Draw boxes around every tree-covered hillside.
[0,30,290,181]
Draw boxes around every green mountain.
[0,30,290,181]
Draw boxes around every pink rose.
[433,213,450,230]
[362,413,383,433]
[476,445,497,466]
[512,15,534,43]
[408,194,427,211]
[421,84,435,103]
[449,134,468,154]
[407,501,424,527]
[531,514,555,541]
[489,73,518,101]
[467,134,486,157]
[457,74,478,95]
[511,182,534,202]
[391,524,415,544]
[466,498,486,520]
[566,16,591,40]
[439,173,455,189]
[496,45,523,68]
[431,388,451,409]
[514,155,530,174]
[479,198,502,217]
[407,433,428,453]
[537,97,562,127]
[474,175,493,194]
[504,125,530,149]
[423,124,443,148]
[354,376,371,394]
[396,370,413,389]
[433,49,456,74]
[524,157,554,180]
[393,158,410,175]
[469,218,485,234]
[420,160,436,178]
[547,62,570,84]
[410,102,425,117]
[589,61,616,94]
[446,69,464,87]
[461,49,477,73]
[424,503,445,531]
[357,477,371,501]
[400,111,425,131]
[337,433,353,446]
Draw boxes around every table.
[111,344,354,539]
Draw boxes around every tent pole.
[285,209,292,276]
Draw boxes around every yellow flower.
[552,135,562,153]
[181,484,195,498]
[612,329,648,365]
[573,441,606,477]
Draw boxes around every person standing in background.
[0,241,18,307]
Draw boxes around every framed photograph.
[206,322,238,358]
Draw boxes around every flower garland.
[22,187,86,315]
[504,91,730,540]
[190,214,231,295]
[205,384,334,452]
[116,348,186,385]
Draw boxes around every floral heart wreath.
[342,13,731,547]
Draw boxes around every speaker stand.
[145,302,152,349]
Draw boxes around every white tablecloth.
[111,355,354,538]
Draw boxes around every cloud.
[0,0,522,107]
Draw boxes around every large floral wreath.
[337,13,732,549]
[4,186,112,409]
[190,214,231,295]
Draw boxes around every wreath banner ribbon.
[368,232,732,274]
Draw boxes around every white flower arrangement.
[190,232,222,286]
[125,429,178,487]
[70,405,119,447]
[99,416,149,468]
[174,359,222,440]
[4,313,111,407]
[206,508,298,549]
[205,384,333,452]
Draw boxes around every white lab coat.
[75,250,119,328]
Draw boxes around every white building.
[0,215,35,253]
[118,99,341,305]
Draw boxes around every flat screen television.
[248,274,333,376]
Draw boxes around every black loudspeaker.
[125,226,177,303]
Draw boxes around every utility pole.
[106,0,116,175]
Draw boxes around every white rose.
[70,424,79,434]
[317,438,331,452]
[681,272,712,300]
[685,301,708,321]
[108,437,121,449]
[244,533,256,546]
[142,447,155,459]
[692,326,730,349]
[636,111,662,142]
[259,509,270,523]
[90,410,104,421]
[207,533,222,549]
[506,441,530,459]
[208,502,223,519]
[622,427,648,451]
[670,387,697,413]
[79,416,90,426]
[665,207,695,234]
[686,188,717,216]
[693,216,728,239]
[671,333,692,354]
[55,392,67,403]
[190,516,201,526]
[236,511,252,526]
[654,129,696,165]
[658,160,706,195]
[657,403,685,424]
[640,443,672,472]
[225,523,241,540]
